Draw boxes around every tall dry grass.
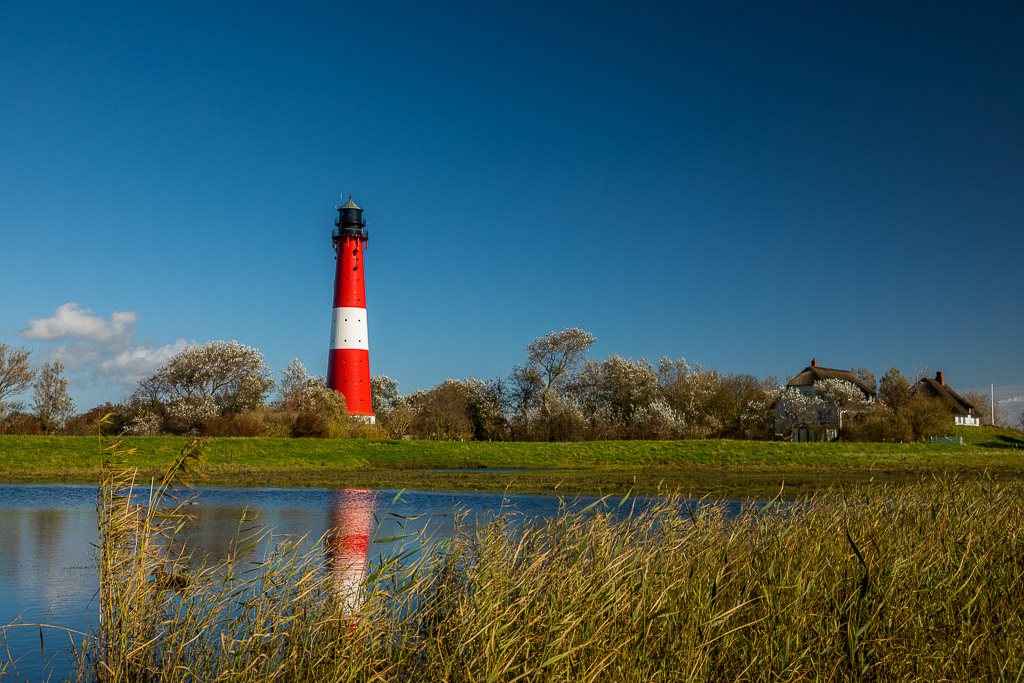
[80,428,1024,682]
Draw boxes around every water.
[0,484,750,681]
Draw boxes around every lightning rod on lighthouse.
[326,194,375,422]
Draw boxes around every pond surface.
[0,484,751,681]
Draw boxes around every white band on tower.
[329,307,369,350]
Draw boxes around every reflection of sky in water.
[0,485,99,682]
[0,485,753,681]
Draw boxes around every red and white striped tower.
[326,195,375,422]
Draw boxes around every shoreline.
[2,465,1021,500]
[1,428,1021,498]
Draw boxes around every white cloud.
[17,303,194,404]
[20,303,137,344]
[98,339,189,386]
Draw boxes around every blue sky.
[2,1,1022,416]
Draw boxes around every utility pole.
[991,383,995,427]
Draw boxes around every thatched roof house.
[776,359,876,442]
[911,371,978,424]
[786,359,876,398]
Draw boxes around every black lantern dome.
[334,195,367,239]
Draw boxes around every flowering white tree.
[657,356,722,439]
[153,341,274,413]
[134,340,275,433]
[774,379,873,437]
[276,358,347,418]
[525,328,596,425]
[813,378,873,429]
[576,354,661,435]
[773,387,828,436]
[369,375,400,417]
[277,358,320,407]
[126,411,162,436]
[632,398,685,439]
[164,396,220,434]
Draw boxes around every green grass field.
[1,426,1021,497]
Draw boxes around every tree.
[0,344,36,417]
[274,357,347,432]
[464,378,509,441]
[32,359,75,434]
[576,355,661,437]
[631,398,684,440]
[773,387,827,438]
[404,378,508,442]
[878,367,911,412]
[813,378,872,430]
[277,358,319,409]
[901,395,954,440]
[64,403,120,436]
[410,380,474,441]
[153,341,273,410]
[850,367,877,394]
[524,328,596,426]
[841,402,912,443]
[380,402,415,439]
[657,357,722,439]
[370,375,400,417]
[137,341,275,434]
[507,364,543,438]
[711,373,778,439]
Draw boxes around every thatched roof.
[786,364,876,397]
[912,375,976,415]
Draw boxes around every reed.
[79,430,1024,681]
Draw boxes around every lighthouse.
[326,195,375,422]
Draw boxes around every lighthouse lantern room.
[326,195,375,422]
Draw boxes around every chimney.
[936,371,945,386]
[811,358,818,367]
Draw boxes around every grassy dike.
[1,425,1021,497]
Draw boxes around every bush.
[0,412,43,435]
[292,412,328,438]
[64,404,122,436]
[205,411,267,437]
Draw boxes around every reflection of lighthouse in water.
[326,488,376,617]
